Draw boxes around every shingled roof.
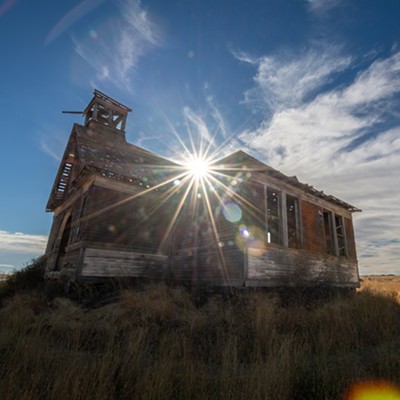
[213,150,361,212]
[46,122,178,211]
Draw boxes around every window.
[286,195,300,249]
[322,210,347,257]
[266,188,281,244]
[323,211,334,255]
[334,214,347,256]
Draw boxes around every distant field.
[360,275,400,300]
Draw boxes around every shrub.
[0,255,46,303]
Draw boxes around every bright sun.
[187,157,210,179]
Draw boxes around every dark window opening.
[287,195,300,249]
[267,189,281,244]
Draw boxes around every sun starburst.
[186,156,210,180]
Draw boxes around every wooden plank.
[170,247,245,286]
[81,248,167,278]
[246,246,359,287]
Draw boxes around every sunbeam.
[157,174,196,252]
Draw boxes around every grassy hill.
[0,259,400,399]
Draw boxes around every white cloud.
[239,48,400,274]
[72,0,162,90]
[240,51,400,175]
[0,230,48,254]
[0,231,47,273]
[240,46,352,112]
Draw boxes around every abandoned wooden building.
[44,90,361,288]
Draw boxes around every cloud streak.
[72,0,162,91]
[238,46,400,274]
[240,45,352,112]
[307,0,343,14]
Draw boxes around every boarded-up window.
[286,195,300,249]
[267,188,281,244]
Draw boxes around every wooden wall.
[45,173,359,287]
[169,181,264,286]
[246,246,359,287]
[80,185,176,253]
[301,201,325,253]
[80,248,167,279]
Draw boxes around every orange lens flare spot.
[345,381,400,400]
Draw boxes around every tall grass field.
[1,258,400,399]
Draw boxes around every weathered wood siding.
[171,247,245,286]
[80,248,168,278]
[345,217,357,259]
[301,201,326,253]
[45,195,82,275]
[170,181,264,286]
[81,185,175,253]
[246,246,359,287]
[46,245,81,280]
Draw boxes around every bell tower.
[84,89,132,133]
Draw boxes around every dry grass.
[360,275,400,302]
[1,265,400,399]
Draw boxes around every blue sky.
[1,0,399,275]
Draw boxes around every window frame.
[285,194,301,249]
[322,209,348,257]
[265,186,283,245]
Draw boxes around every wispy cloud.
[150,92,237,162]
[307,0,343,14]
[238,45,352,113]
[240,50,400,174]
[239,46,400,274]
[72,0,162,91]
[37,122,71,162]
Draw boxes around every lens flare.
[345,380,400,400]
[222,201,242,223]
